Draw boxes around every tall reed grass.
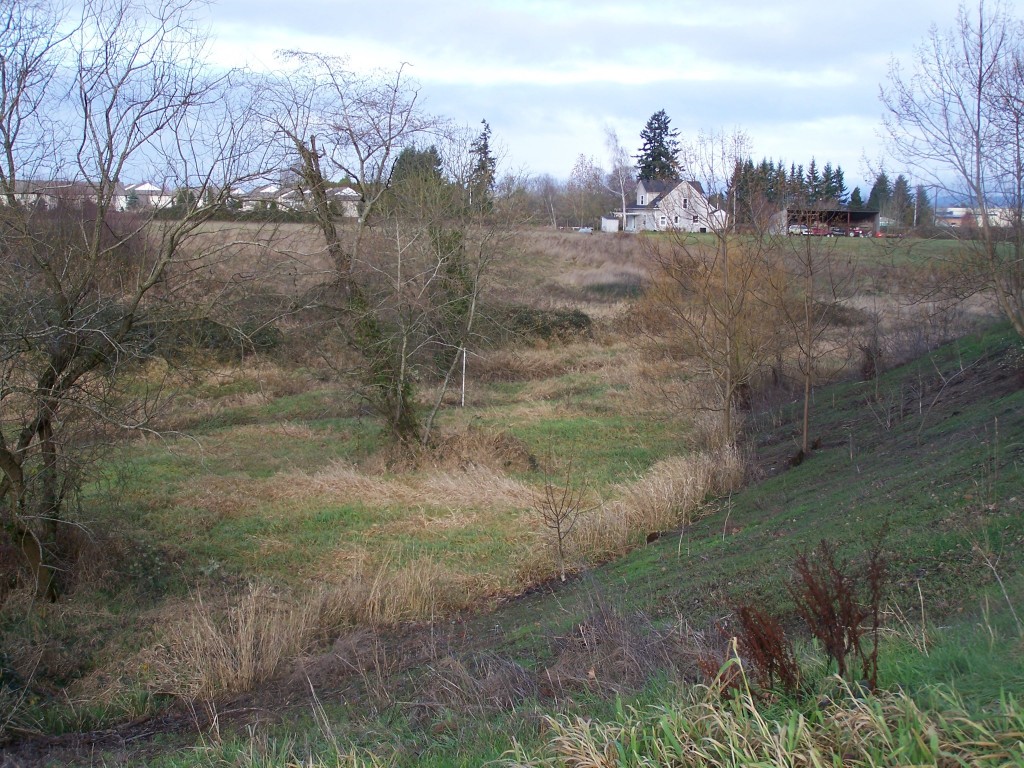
[568,446,745,562]
[504,679,1024,767]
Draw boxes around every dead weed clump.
[152,560,494,702]
[414,467,536,512]
[152,583,345,702]
[417,653,537,718]
[427,426,538,474]
[333,553,479,626]
[541,601,688,698]
[470,348,572,383]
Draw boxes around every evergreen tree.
[806,158,822,203]
[773,161,788,205]
[866,171,892,214]
[469,119,496,210]
[792,164,806,202]
[635,109,681,181]
[913,183,934,228]
[832,165,848,205]
[891,174,913,226]
[849,186,865,211]
[391,145,443,186]
[821,162,835,202]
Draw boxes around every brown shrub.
[540,600,687,697]
[418,653,537,715]
[732,603,800,693]
[428,426,538,473]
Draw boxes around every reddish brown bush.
[733,603,800,694]
[788,538,886,689]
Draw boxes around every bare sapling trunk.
[534,453,592,582]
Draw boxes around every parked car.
[848,227,865,237]
[809,224,830,236]
[788,224,808,235]
[830,226,846,237]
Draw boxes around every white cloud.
[201,0,973,184]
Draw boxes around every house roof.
[631,179,708,212]
[638,179,679,195]
[328,186,360,199]
[638,179,705,194]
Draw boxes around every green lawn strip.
[503,414,685,486]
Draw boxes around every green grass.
[502,413,685,484]
[491,325,1024,638]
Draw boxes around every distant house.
[620,179,726,233]
[239,183,283,211]
[235,183,360,217]
[1,179,98,210]
[122,182,173,210]
[327,186,360,218]
[935,205,1019,229]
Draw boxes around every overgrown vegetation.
[0,223,1021,765]
[1,0,1022,762]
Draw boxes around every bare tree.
[533,451,592,583]
[262,52,436,441]
[881,0,1024,335]
[0,0,267,600]
[0,0,70,198]
[522,173,564,228]
[565,153,607,228]
[638,131,783,446]
[264,55,521,444]
[603,127,635,231]
[767,235,852,456]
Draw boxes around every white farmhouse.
[621,179,726,233]
[327,186,360,218]
[122,182,173,210]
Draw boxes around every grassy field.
[1,228,1021,766]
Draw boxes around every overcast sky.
[200,0,968,193]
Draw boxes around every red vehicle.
[809,224,830,236]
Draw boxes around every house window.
[659,216,667,226]
[682,198,688,209]
[673,215,680,225]
[692,216,699,223]
[640,195,646,205]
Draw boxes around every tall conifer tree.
[636,109,681,181]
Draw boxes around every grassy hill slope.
[10,325,1017,767]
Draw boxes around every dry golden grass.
[337,552,481,624]
[615,449,745,531]
[469,347,577,383]
[516,446,747,580]
[151,583,343,701]
[149,556,488,705]
[188,461,537,516]
[166,421,541,526]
